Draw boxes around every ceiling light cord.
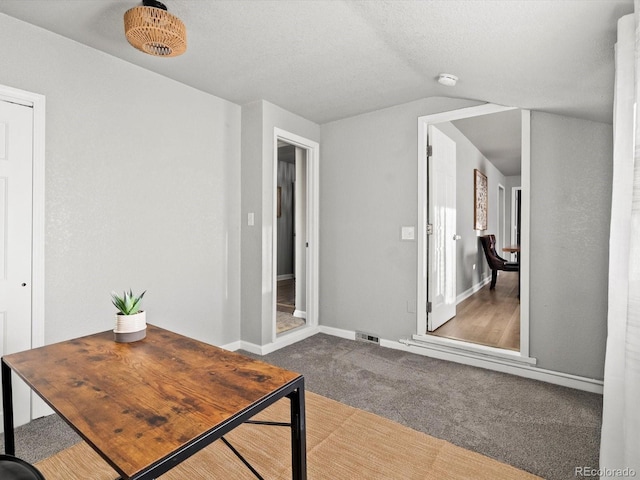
[143,0,167,11]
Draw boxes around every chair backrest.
[479,235,505,270]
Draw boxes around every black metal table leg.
[2,359,15,455]
[288,381,306,480]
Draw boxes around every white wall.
[0,14,242,346]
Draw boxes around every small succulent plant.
[111,289,146,316]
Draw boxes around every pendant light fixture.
[124,0,187,57]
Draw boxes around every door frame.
[416,103,531,359]
[0,84,47,418]
[497,183,506,253]
[511,186,522,251]
[271,128,319,342]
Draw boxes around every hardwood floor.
[277,278,295,314]
[429,271,520,351]
[276,279,304,334]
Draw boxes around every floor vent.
[355,332,380,345]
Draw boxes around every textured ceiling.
[0,0,632,126]
[452,110,522,176]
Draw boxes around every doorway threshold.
[408,333,536,365]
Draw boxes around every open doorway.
[416,104,531,358]
[276,142,306,334]
[270,127,320,346]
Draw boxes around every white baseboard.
[316,328,602,394]
[225,324,603,394]
[32,396,54,419]
[237,326,320,355]
[293,309,306,319]
[457,276,491,304]
[318,325,356,340]
[393,338,602,394]
[277,274,294,281]
[220,340,243,351]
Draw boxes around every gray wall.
[321,99,613,380]
[0,15,242,346]
[530,112,612,378]
[240,100,320,345]
[2,12,613,379]
[319,97,482,341]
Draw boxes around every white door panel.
[0,100,33,428]
[427,125,457,331]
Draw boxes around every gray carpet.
[1,333,601,480]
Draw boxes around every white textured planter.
[114,311,146,343]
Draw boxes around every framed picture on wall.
[474,169,488,230]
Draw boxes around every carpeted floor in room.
[2,333,602,480]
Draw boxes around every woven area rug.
[35,392,541,479]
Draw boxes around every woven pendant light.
[124,0,187,57]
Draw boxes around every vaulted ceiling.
[0,0,632,127]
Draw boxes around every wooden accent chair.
[479,234,519,290]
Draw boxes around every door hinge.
[426,145,433,157]
[427,301,432,313]
[426,224,434,235]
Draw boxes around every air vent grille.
[355,332,380,345]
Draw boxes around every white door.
[427,125,457,331]
[0,99,34,428]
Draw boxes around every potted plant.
[111,289,147,343]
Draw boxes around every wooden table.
[2,324,306,479]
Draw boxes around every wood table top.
[3,324,302,479]
[502,245,521,253]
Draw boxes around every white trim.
[395,338,602,394]
[292,309,306,319]
[509,186,522,262]
[236,325,602,393]
[520,110,531,358]
[316,327,601,393]
[219,340,242,351]
[243,326,320,355]
[497,183,506,252]
[272,128,319,343]
[417,104,531,363]
[456,276,491,304]
[510,187,522,247]
[410,333,536,364]
[0,84,49,419]
[318,325,356,340]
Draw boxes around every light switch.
[401,226,415,240]
[248,212,254,226]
